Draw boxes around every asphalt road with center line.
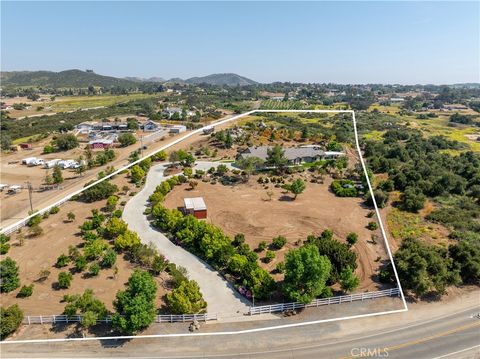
[2,304,479,358]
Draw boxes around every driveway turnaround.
[123,161,251,318]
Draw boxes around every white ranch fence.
[248,287,400,315]
[23,313,217,325]
[22,289,399,325]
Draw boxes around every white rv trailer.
[22,157,38,166]
[44,159,62,169]
[7,185,23,194]
[58,160,78,169]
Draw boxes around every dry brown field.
[163,174,387,292]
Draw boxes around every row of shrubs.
[146,177,276,299]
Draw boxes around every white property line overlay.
[2,309,407,344]
[0,109,408,344]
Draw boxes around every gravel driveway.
[122,161,251,317]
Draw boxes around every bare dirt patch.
[163,175,387,291]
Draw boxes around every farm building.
[140,120,160,132]
[89,139,113,149]
[169,125,187,134]
[76,121,130,133]
[19,143,32,150]
[183,197,207,219]
[239,145,343,166]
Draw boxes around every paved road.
[122,161,250,317]
[2,301,479,358]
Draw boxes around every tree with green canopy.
[63,289,108,332]
[339,266,360,293]
[112,270,157,334]
[0,257,20,293]
[166,280,207,314]
[283,178,306,199]
[266,144,287,170]
[283,245,332,304]
[0,305,24,339]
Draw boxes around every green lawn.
[50,93,160,111]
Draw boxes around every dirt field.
[0,173,169,315]
[163,175,387,292]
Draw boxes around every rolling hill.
[1,70,259,88]
[124,76,165,83]
[1,70,140,88]
[185,73,257,86]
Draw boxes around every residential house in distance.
[162,107,196,119]
[76,121,130,133]
[239,145,343,166]
[442,104,469,111]
[162,107,183,118]
[139,120,160,132]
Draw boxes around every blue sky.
[1,1,479,84]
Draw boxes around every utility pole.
[140,136,144,157]
[26,181,33,213]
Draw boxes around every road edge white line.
[1,308,408,344]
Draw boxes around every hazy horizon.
[2,68,480,86]
[1,1,479,85]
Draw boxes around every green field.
[368,103,402,114]
[259,100,312,110]
[405,115,480,152]
[50,93,160,112]
[387,207,428,240]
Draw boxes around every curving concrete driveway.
[122,161,251,317]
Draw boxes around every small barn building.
[19,143,32,150]
[169,125,187,134]
[89,139,113,149]
[183,197,207,219]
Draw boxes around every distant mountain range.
[0,70,258,88]
[1,70,140,88]
[184,73,257,86]
[124,76,165,83]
